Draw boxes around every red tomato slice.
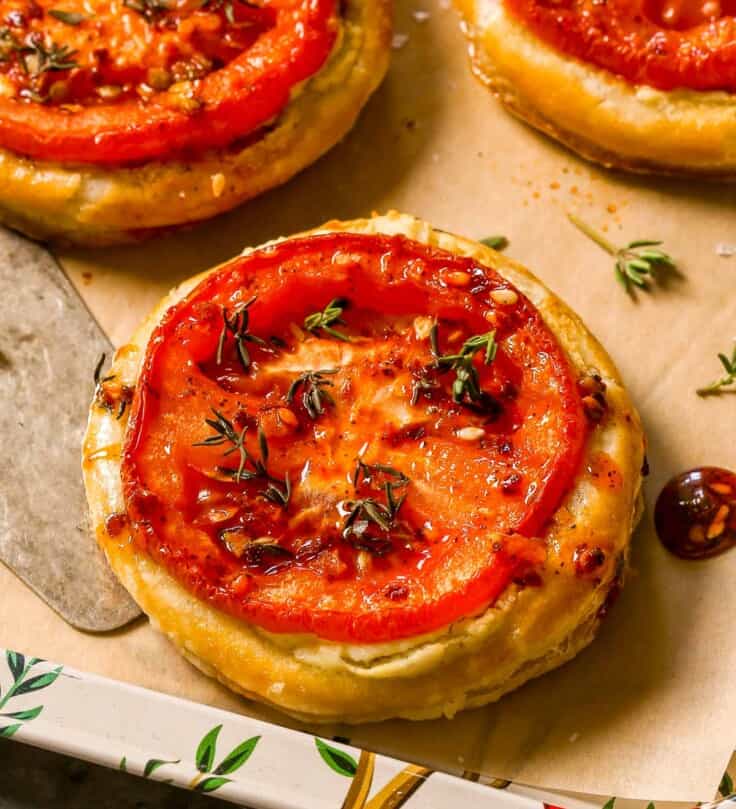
[504,0,736,92]
[121,233,588,643]
[0,0,336,164]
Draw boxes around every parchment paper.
[3,0,736,800]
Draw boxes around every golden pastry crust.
[455,0,736,178]
[82,211,645,723]
[0,0,391,247]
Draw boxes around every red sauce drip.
[654,467,736,560]
[503,0,736,92]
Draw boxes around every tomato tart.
[456,0,736,176]
[83,212,645,722]
[0,0,390,245]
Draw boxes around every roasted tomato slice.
[121,233,588,643]
[504,0,736,92]
[0,0,337,164]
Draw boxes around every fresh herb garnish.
[343,461,409,546]
[219,528,294,566]
[568,213,676,294]
[286,368,338,420]
[123,0,172,21]
[216,297,267,371]
[697,344,736,396]
[480,235,508,250]
[303,298,352,342]
[48,9,85,25]
[431,323,497,405]
[194,409,291,507]
[200,0,256,23]
[19,35,78,76]
[352,459,409,489]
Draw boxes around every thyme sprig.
[343,461,409,543]
[352,459,409,489]
[123,0,172,22]
[200,0,256,23]
[304,298,352,342]
[697,344,736,396]
[286,368,338,419]
[480,235,508,250]
[430,323,497,405]
[194,409,291,507]
[568,213,676,294]
[216,297,267,371]
[19,35,78,76]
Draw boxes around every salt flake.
[715,242,736,258]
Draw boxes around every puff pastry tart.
[83,212,645,723]
[0,0,390,245]
[456,0,736,176]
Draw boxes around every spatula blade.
[0,228,141,632]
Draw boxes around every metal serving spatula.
[0,227,140,631]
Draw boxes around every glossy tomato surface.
[121,233,588,643]
[0,0,336,163]
[504,0,736,92]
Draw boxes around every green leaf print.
[143,758,180,778]
[13,667,62,697]
[601,800,616,809]
[195,776,231,793]
[6,651,25,682]
[720,772,734,797]
[213,736,260,775]
[0,724,21,738]
[196,725,222,772]
[1,706,43,721]
[315,738,358,778]
[119,757,127,772]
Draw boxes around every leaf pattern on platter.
[6,651,25,682]
[144,758,180,777]
[118,724,260,797]
[13,668,62,697]
[196,724,222,772]
[212,736,260,775]
[1,706,43,721]
[720,771,734,797]
[316,738,359,778]
[0,650,62,738]
[195,776,232,793]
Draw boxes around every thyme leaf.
[19,35,78,76]
[431,323,498,406]
[286,368,338,419]
[568,213,676,295]
[123,0,172,22]
[200,0,258,23]
[303,298,352,342]
[480,235,508,250]
[194,409,290,507]
[343,461,409,546]
[697,344,736,396]
[48,9,85,25]
[216,297,267,371]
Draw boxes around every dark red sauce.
[654,467,736,560]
